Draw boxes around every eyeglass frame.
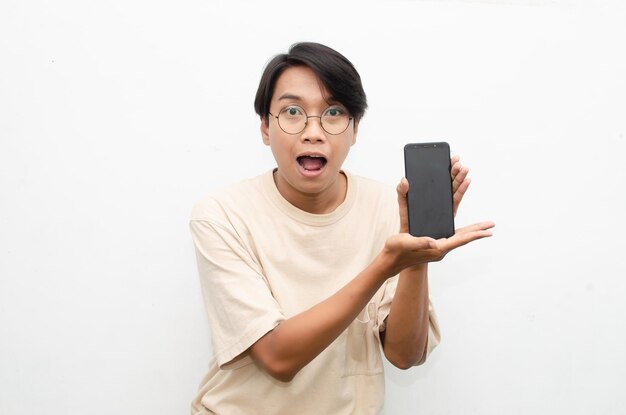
[268,105,354,136]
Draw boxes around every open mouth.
[297,155,327,172]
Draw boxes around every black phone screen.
[404,142,455,239]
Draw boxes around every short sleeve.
[190,218,285,369]
[374,276,441,364]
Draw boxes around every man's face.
[261,65,358,205]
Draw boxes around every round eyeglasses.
[269,105,353,135]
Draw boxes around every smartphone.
[404,142,455,239]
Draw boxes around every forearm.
[249,253,395,382]
[382,263,430,369]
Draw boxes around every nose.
[300,116,326,143]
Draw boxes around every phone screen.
[404,142,455,239]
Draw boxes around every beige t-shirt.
[190,170,440,415]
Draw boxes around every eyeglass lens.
[277,105,351,135]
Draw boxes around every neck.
[273,170,347,214]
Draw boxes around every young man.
[190,42,494,414]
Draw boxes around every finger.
[452,166,469,194]
[392,233,438,251]
[453,177,470,216]
[450,155,460,169]
[455,221,496,235]
[450,156,462,179]
[456,228,493,244]
[396,177,410,233]
[396,177,409,197]
[438,228,493,251]
[407,236,438,251]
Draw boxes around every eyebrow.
[277,93,303,101]
[277,93,339,104]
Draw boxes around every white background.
[1,1,625,414]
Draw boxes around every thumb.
[397,177,409,233]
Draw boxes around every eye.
[324,106,345,117]
[281,106,304,117]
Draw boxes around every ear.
[261,117,270,145]
[351,120,359,145]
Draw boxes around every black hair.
[254,42,368,123]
